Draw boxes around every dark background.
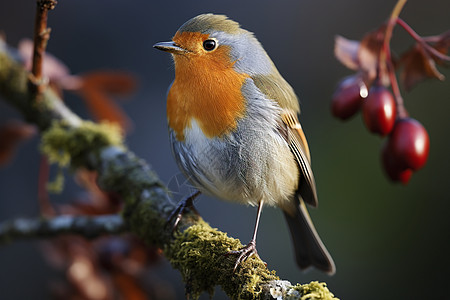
[1,1,449,299]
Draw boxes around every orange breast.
[167,34,248,141]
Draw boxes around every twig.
[396,18,450,62]
[30,0,58,96]
[380,0,409,119]
[0,214,126,243]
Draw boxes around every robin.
[154,13,335,274]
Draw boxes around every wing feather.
[250,73,318,207]
[281,110,318,207]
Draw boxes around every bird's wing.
[251,71,318,207]
[281,109,318,207]
[251,72,300,113]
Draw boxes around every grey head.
[178,13,275,76]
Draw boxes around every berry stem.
[396,18,450,62]
[379,0,407,71]
[380,0,409,119]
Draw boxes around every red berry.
[388,118,430,170]
[362,85,396,136]
[331,75,367,120]
[381,141,413,184]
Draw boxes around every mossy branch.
[0,41,338,300]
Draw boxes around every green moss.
[40,120,124,192]
[41,120,123,166]
[293,281,338,300]
[166,219,279,299]
[126,192,168,246]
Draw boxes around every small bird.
[154,14,335,274]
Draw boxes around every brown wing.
[281,109,318,207]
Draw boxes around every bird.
[154,13,335,274]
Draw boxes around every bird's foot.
[227,240,264,271]
[166,190,200,231]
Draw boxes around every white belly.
[171,118,299,209]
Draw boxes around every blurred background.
[0,0,449,299]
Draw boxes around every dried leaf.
[81,71,137,96]
[49,280,84,300]
[400,43,445,91]
[78,72,137,132]
[67,255,111,300]
[0,120,37,165]
[429,30,450,65]
[40,241,70,269]
[113,272,148,300]
[38,156,57,216]
[18,39,136,130]
[358,26,388,83]
[18,39,82,90]
[73,169,117,212]
[334,35,360,70]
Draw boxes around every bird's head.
[154,14,273,76]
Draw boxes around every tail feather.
[283,200,335,274]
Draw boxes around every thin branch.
[379,0,407,71]
[380,0,409,119]
[396,18,450,62]
[0,215,126,243]
[30,0,58,95]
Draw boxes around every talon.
[227,240,261,271]
[166,190,201,231]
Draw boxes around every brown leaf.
[400,43,445,91]
[0,120,37,165]
[81,71,137,96]
[358,26,388,83]
[113,272,148,300]
[18,39,82,90]
[73,169,115,212]
[44,239,112,300]
[38,156,57,216]
[334,35,360,70]
[429,30,450,65]
[49,280,85,300]
[78,71,137,132]
[67,255,112,300]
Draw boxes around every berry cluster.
[332,1,449,184]
[332,75,430,184]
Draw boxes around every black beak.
[153,41,187,54]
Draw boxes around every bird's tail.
[283,200,335,274]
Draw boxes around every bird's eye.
[203,39,217,51]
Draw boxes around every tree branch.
[0,41,337,300]
[0,214,126,242]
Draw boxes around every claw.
[166,190,201,231]
[227,240,262,271]
[226,201,266,271]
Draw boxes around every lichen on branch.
[0,214,125,243]
[41,120,124,168]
